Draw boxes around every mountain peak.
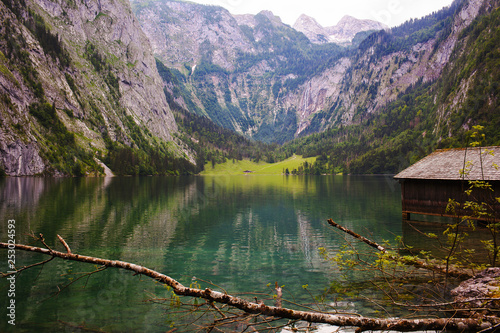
[294,14,322,28]
[293,14,387,45]
[293,14,329,44]
[337,15,357,22]
[257,10,282,24]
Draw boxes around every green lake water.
[0,175,403,332]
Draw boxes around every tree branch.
[1,256,55,277]
[1,240,498,332]
[327,219,474,279]
[57,234,72,253]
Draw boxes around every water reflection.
[402,219,494,264]
[0,175,402,332]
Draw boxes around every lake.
[0,175,404,332]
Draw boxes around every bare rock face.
[327,15,388,44]
[35,0,177,142]
[133,0,255,71]
[0,139,46,176]
[293,14,387,45]
[282,58,352,135]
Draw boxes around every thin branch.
[38,233,53,253]
[1,256,55,277]
[209,301,228,318]
[275,282,282,308]
[1,241,498,332]
[395,297,500,308]
[55,265,107,296]
[327,219,474,279]
[57,234,72,253]
[327,219,387,253]
[479,322,500,333]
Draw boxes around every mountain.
[0,0,192,176]
[0,0,498,176]
[293,14,388,45]
[134,0,500,173]
[280,0,500,174]
[132,0,492,144]
[132,0,346,142]
[292,14,329,44]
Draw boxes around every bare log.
[1,240,498,332]
[327,219,474,279]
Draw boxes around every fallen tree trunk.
[327,219,475,279]
[1,238,498,332]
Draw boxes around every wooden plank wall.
[400,179,500,222]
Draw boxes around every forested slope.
[280,0,500,174]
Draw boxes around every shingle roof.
[394,147,500,181]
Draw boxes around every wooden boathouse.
[394,147,500,222]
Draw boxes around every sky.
[188,0,455,27]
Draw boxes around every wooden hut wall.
[400,179,500,220]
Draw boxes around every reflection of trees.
[0,175,404,331]
[0,176,208,333]
[163,176,351,294]
[0,177,206,255]
[0,175,402,275]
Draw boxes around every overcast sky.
[188,0,455,27]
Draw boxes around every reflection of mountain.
[160,175,405,292]
[0,177,49,209]
[0,175,404,331]
[296,210,325,270]
[0,177,202,259]
[0,175,401,259]
[0,176,207,332]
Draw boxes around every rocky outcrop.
[0,139,46,176]
[327,16,388,44]
[282,58,352,135]
[451,268,500,315]
[292,14,330,44]
[293,14,387,45]
[36,0,177,142]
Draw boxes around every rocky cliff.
[315,0,484,130]
[0,0,181,175]
[134,0,255,71]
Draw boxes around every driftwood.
[1,235,498,332]
[327,219,475,279]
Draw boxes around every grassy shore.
[200,155,317,175]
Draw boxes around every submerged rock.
[451,267,500,315]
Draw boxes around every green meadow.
[201,154,317,175]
